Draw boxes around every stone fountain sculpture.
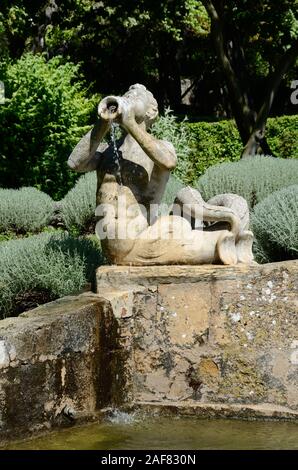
[68,84,254,266]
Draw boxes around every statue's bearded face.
[124,84,158,128]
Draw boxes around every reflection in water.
[3,417,298,450]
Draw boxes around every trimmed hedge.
[187,114,298,183]
[252,185,298,263]
[196,156,298,209]
[265,115,298,160]
[187,119,242,181]
[0,231,104,318]
[0,187,54,233]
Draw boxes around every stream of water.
[3,415,298,450]
[110,119,123,186]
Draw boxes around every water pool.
[3,415,298,450]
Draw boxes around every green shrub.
[0,232,15,242]
[0,53,98,199]
[61,172,97,234]
[0,231,104,318]
[151,108,194,183]
[252,185,298,263]
[266,115,298,160]
[162,175,185,206]
[0,187,54,233]
[187,114,298,182]
[196,156,298,209]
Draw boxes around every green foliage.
[0,231,104,318]
[0,232,16,243]
[211,1,298,78]
[252,185,298,263]
[266,115,298,160]
[61,172,97,234]
[226,0,298,52]
[187,120,242,182]
[0,0,213,113]
[187,114,298,183]
[184,1,210,36]
[0,53,98,199]
[197,156,298,209]
[151,108,194,183]
[42,1,207,54]
[0,13,9,61]
[0,0,297,122]
[0,187,54,233]
[159,175,185,216]
[161,175,185,208]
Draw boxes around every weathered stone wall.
[97,260,298,413]
[0,294,128,441]
[0,260,297,442]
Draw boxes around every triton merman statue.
[68,84,254,266]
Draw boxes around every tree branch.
[242,37,298,157]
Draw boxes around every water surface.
[3,415,298,450]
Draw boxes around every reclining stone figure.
[68,83,254,266]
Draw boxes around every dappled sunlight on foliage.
[0,53,98,199]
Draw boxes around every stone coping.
[129,401,298,421]
[96,260,298,289]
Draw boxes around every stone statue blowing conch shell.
[68,84,254,266]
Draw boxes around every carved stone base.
[96,260,298,409]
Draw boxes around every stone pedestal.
[96,261,298,411]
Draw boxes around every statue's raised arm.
[97,85,177,171]
[67,118,110,172]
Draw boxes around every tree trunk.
[158,37,182,112]
[203,0,298,158]
[242,38,298,157]
[202,0,255,144]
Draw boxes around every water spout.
[109,113,123,186]
[111,121,123,186]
